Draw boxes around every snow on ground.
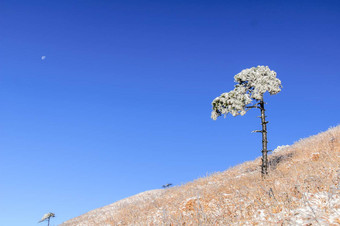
[273,145,290,154]
[61,189,165,225]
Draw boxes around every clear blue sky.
[1,0,339,225]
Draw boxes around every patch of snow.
[273,145,290,154]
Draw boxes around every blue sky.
[0,0,339,225]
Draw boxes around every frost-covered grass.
[62,125,340,225]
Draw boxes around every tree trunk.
[259,99,268,177]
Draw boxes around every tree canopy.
[211,66,282,120]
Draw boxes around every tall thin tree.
[211,66,282,177]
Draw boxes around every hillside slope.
[62,126,340,225]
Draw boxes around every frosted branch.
[211,66,282,120]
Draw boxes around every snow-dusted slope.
[62,189,165,225]
[62,125,340,225]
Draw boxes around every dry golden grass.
[62,125,340,225]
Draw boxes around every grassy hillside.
[62,125,340,225]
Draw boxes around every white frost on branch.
[39,212,55,223]
[234,65,282,100]
[211,66,282,120]
[211,85,252,119]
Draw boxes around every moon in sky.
[41,56,46,60]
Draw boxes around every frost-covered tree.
[211,66,282,177]
[38,212,55,226]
